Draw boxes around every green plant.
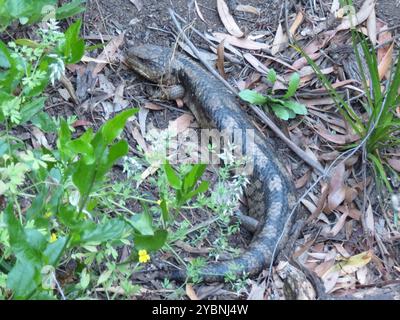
[239,70,307,120]
[0,18,85,130]
[0,1,181,300]
[0,0,86,31]
[1,109,171,299]
[295,0,400,192]
[186,257,207,284]
[160,162,210,223]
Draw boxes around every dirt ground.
[84,0,282,46]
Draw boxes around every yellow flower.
[49,232,57,243]
[138,249,150,263]
[156,199,162,205]
[44,211,53,218]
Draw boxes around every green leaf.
[43,236,68,265]
[7,260,38,299]
[14,38,40,48]
[0,40,24,92]
[57,118,74,161]
[368,153,392,192]
[129,212,154,236]
[271,104,290,120]
[56,0,86,20]
[80,268,90,289]
[267,68,277,84]
[239,89,268,105]
[60,19,85,64]
[0,40,10,68]
[2,0,57,26]
[97,269,112,285]
[182,163,207,193]
[283,73,300,99]
[72,161,96,200]
[57,205,81,228]
[284,100,307,115]
[134,229,168,252]
[159,198,169,223]
[78,219,126,245]
[25,229,47,252]
[101,109,138,144]
[97,140,128,178]
[4,204,42,264]
[67,139,94,164]
[23,59,49,97]
[31,111,57,133]
[183,180,209,202]
[163,162,181,190]
[19,97,46,124]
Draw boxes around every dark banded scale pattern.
[126,45,297,282]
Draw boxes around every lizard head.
[125,44,175,84]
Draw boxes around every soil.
[84,0,283,47]
[363,0,400,27]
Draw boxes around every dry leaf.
[81,56,109,64]
[178,41,217,62]
[271,23,287,55]
[338,250,373,274]
[206,34,243,56]
[301,199,317,215]
[194,0,207,23]
[307,184,329,223]
[364,203,375,238]
[344,186,358,203]
[289,11,304,36]
[304,39,325,55]
[113,83,129,111]
[168,114,194,134]
[292,53,321,70]
[329,210,349,236]
[243,53,269,74]
[129,0,143,11]
[93,33,125,75]
[72,119,92,128]
[333,243,351,258]
[58,88,71,101]
[315,259,336,278]
[213,32,268,50]
[247,280,266,300]
[217,0,244,38]
[336,0,375,31]
[366,7,377,45]
[378,42,394,80]
[377,22,392,62]
[216,40,227,78]
[236,4,260,15]
[144,102,164,111]
[299,97,335,106]
[295,170,311,189]
[316,126,359,145]
[186,284,200,300]
[322,270,340,293]
[261,54,299,72]
[138,107,149,136]
[131,126,148,153]
[31,127,51,149]
[60,75,79,105]
[327,163,346,211]
[388,157,400,172]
